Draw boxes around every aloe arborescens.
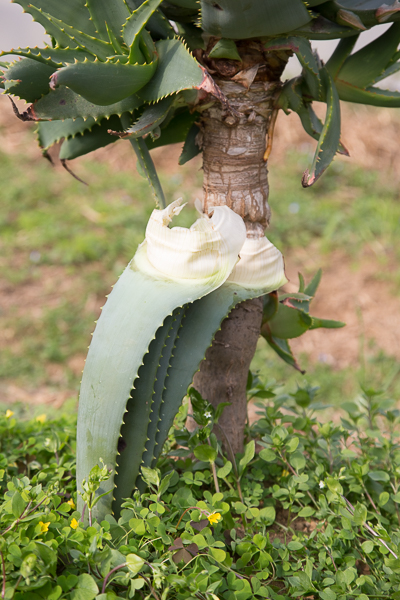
[2,0,400,517]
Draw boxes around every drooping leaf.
[3,58,55,102]
[138,39,204,102]
[13,0,98,39]
[296,102,349,156]
[277,77,303,113]
[302,68,341,187]
[318,0,400,28]
[51,58,157,105]
[200,0,312,39]
[59,116,121,160]
[86,0,130,46]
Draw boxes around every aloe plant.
[2,0,400,519]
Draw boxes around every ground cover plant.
[2,379,400,599]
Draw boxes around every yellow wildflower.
[5,410,14,419]
[39,521,50,533]
[281,469,289,478]
[67,499,76,510]
[207,512,222,525]
[36,414,47,424]
[70,518,79,530]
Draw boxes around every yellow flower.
[39,521,50,533]
[5,410,14,419]
[207,512,222,525]
[281,469,289,478]
[67,499,76,510]
[70,518,79,530]
[36,414,47,424]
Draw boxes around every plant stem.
[102,563,127,593]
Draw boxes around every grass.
[0,130,399,412]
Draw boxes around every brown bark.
[189,45,289,454]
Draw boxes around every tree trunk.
[190,45,289,454]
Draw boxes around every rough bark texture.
[190,43,289,454]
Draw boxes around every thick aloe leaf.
[302,69,340,187]
[37,117,96,150]
[51,58,157,105]
[200,0,312,39]
[151,281,273,469]
[337,22,400,88]
[86,0,130,46]
[209,39,241,61]
[116,96,174,139]
[265,37,321,99]
[113,309,185,512]
[335,82,400,107]
[0,47,94,68]
[291,14,358,39]
[263,302,312,339]
[77,238,246,520]
[179,122,201,165]
[3,58,55,102]
[123,0,164,63]
[262,333,305,374]
[325,36,358,78]
[13,0,98,38]
[128,137,166,208]
[138,39,204,102]
[145,110,198,150]
[20,86,142,122]
[59,116,121,160]
[41,12,114,61]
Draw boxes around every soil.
[1,95,400,408]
